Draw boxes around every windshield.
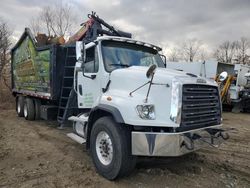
[101,40,165,72]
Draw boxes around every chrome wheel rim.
[24,104,28,118]
[96,131,113,166]
[17,102,21,113]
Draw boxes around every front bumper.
[131,125,228,156]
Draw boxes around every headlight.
[136,105,155,120]
[170,79,182,124]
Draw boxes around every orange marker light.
[107,96,112,101]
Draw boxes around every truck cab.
[70,36,228,180]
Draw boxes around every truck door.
[77,46,101,109]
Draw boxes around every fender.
[90,104,124,124]
[86,104,125,148]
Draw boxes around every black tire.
[90,116,136,180]
[34,99,41,120]
[16,96,25,117]
[24,98,35,121]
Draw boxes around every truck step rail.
[68,115,89,122]
[67,133,86,144]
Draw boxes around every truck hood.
[109,66,217,91]
[101,66,218,127]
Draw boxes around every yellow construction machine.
[215,72,235,105]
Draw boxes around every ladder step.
[61,97,69,99]
[61,94,70,98]
[59,107,77,110]
[63,87,72,89]
[58,107,65,111]
[57,47,76,125]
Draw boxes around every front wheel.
[90,116,136,180]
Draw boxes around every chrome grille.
[180,84,221,130]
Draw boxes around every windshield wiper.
[110,63,130,67]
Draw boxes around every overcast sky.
[1,0,250,55]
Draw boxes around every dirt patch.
[0,109,250,188]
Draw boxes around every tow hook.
[181,128,231,150]
[181,133,195,150]
[205,128,230,140]
[218,131,229,140]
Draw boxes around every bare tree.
[198,48,208,61]
[235,37,250,64]
[31,2,75,37]
[181,39,203,62]
[30,17,42,35]
[0,18,11,80]
[54,2,72,36]
[168,47,180,62]
[215,41,237,64]
[40,6,55,36]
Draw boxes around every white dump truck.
[12,13,228,180]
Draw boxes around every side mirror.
[146,64,157,79]
[160,54,167,67]
[81,42,86,63]
[219,71,228,82]
[76,41,86,70]
[76,41,84,62]
[80,43,96,80]
[79,43,87,75]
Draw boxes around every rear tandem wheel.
[24,98,35,121]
